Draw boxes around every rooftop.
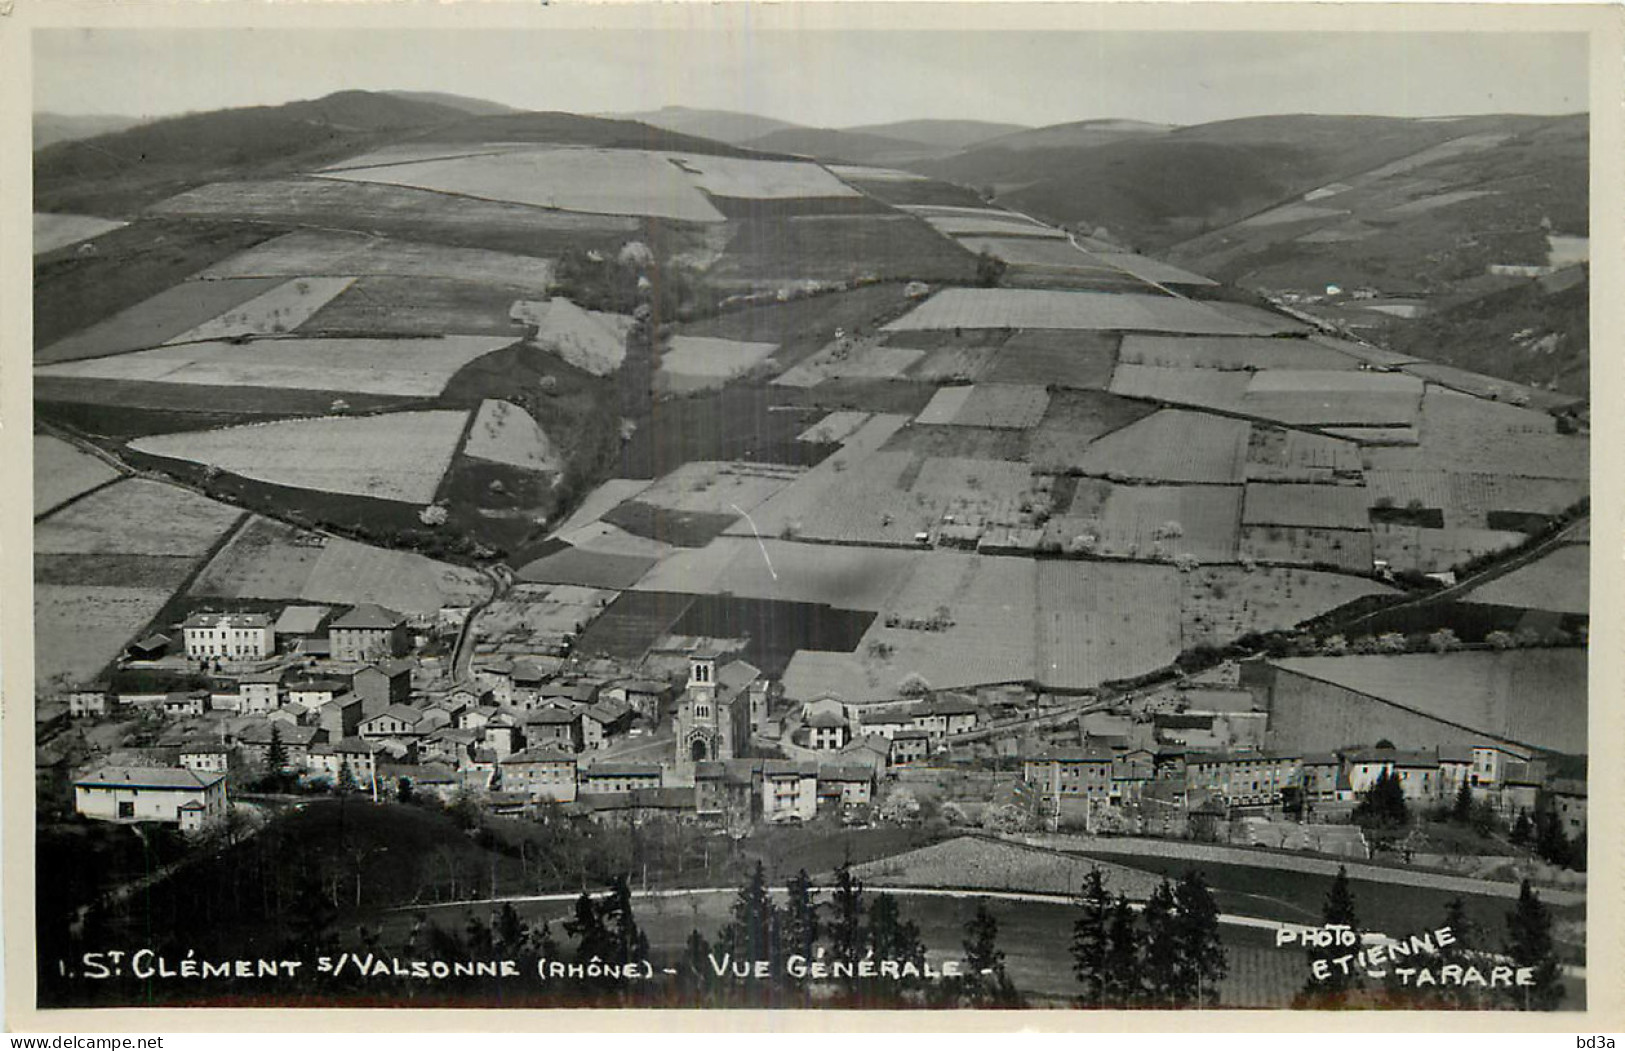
[183,612,270,629]
[331,603,406,631]
[274,605,329,636]
[76,766,225,790]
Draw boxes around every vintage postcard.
[3,0,1620,1031]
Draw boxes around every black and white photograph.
[8,2,1616,1024]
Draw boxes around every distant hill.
[618,106,803,145]
[33,112,147,150]
[972,118,1175,152]
[741,126,942,165]
[840,119,1029,152]
[384,90,519,116]
[414,110,773,158]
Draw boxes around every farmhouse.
[501,747,579,803]
[178,743,229,775]
[161,691,209,718]
[352,660,413,717]
[183,612,273,661]
[360,704,430,739]
[695,759,762,824]
[526,706,583,753]
[317,694,365,740]
[126,634,172,661]
[761,760,819,823]
[889,730,931,766]
[65,686,112,718]
[817,765,875,807]
[74,766,228,830]
[238,722,322,769]
[237,670,284,715]
[329,603,410,662]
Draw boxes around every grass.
[983,330,1119,388]
[601,501,739,549]
[708,214,977,285]
[37,273,286,362]
[670,594,876,679]
[575,589,698,661]
[298,276,528,336]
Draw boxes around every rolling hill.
[33,112,148,150]
[384,90,520,116]
[841,118,1029,152]
[741,126,945,165]
[617,106,804,145]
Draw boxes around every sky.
[33,28,1588,127]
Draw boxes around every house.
[580,701,633,750]
[1545,779,1587,837]
[806,709,850,751]
[420,726,478,766]
[74,766,228,830]
[267,701,314,727]
[65,686,112,718]
[577,760,662,795]
[613,679,669,723]
[287,678,348,710]
[888,730,931,767]
[817,765,874,807]
[500,747,579,803]
[460,748,500,793]
[1345,748,1442,802]
[351,660,413,718]
[525,706,583,753]
[1024,747,1114,802]
[1184,751,1302,808]
[1110,748,1156,803]
[161,691,209,718]
[1438,747,1474,799]
[473,659,515,707]
[359,704,430,740]
[329,603,409,662]
[317,694,365,741]
[391,763,460,804]
[484,712,522,758]
[238,722,323,770]
[509,662,552,709]
[273,605,329,654]
[910,696,979,739]
[233,670,283,715]
[1300,753,1350,803]
[854,709,913,740]
[126,633,172,662]
[695,759,762,824]
[178,743,230,775]
[577,788,695,827]
[182,613,273,661]
[761,760,819,822]
[306,738,382,789]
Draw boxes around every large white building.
[182,613,273,661]
[74,766,228,831]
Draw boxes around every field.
[129,410,470,504]
[772,338,924,387]
[1037,561,1183,688]
[317,147,727,223]
[471,584,616,650]
[882,424,1028,462]
[657,336,778,391]
[1108,364,1253,415]
[1075,484,1244,563]
[945,384,1050,429]
[1088,251,1217,287]
[630,460,801,516]
[1181,566,1396,646]
[1272,650,1586,756]
[1370,524,1528,575]
[1025,390,1158,470]
[34,435,120,517]
[912,213,1070,238]
[1239,525,1374,573]
[957,236,1111,269]
[1242,483,1371,530]
[1076,409,1252,483]
[914,386,975,425]
[632,538,910,618]
[318,143,536,170]
[514,298,632,376]
[35,479,243,558]
[1240,370,1425,427]
[1366,389,1588,481]
[1363,470,1587,531]
[1245,427,1363,483]
[666,595,875,679]
[35,585,178,689]
[196,229,557,292]
[883,288,1280,335]
[1459,542,1589,615]
[36,277,287,363]
[549,478,652,535]
[554,518,675,558]
[574,589,698,661]
[980,330,1118,388]
[34,213,126,256]
[516,545,661,590]
[854,836,1162,900]
[707,214,978,286]
[163,277,355,343]
[1118,334,1362,371]
[719,414,910,535]
[665,152,860,199]
[36,334,514,399]
[296,277,529,337]
[462,400,559,473]
[150,179,644,258]
[186,515,490,612]
[797,411,871,444]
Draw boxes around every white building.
[183,613,273,661]
[74,766,228,830]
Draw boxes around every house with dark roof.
[306,738,382,788]
[74,766,227,829]
[329,604,409,662]
[360,704,430,739]
[889,730,931,767]
[178,743,229,775]
[816,765,875,807]
[238,722,323,769]
[352,660,413,717]
[578,760,662,795]
[577,787,695,826]
[525,706,583,753]
[695,759,762,824]
[182,612,273,661]
[581,701,633,750]
[1184,750,1302,808]
[1024,746,1115,802]
[126,633,172,661]
[500,746,578,803]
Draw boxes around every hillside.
[972,118,1175,152]
[384,90,520,116]
[618,105,804,144]
[33,90,473,215]
[842,118,1029,151]
[33,112,147,150]
[742,126,943,165]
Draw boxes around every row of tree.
[1071,869,1228,1008]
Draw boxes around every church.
[673,651,766,779]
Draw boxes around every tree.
[958,898,1023,1007]
[1534,809,1573,868]
[1486,630,1517,650]
[1320,634,1349,656]
[1102,894,1142,1007]
[337,758,357,794]
[1510,808,1533,847]
[1172,871,1227,1008]
[1430,897,1485,1009]
[1504,879,1563,1010]
[1428,628,1461,653]
[1451,779,1473,824]
[782,869,821,965]
[265,724,288,778]
[867,891,926,1000]
[1300,866,1360,1007]
[1354,769,1409,829]
[1139,878,1182,1005]
[827,858,866,992]
[1070,867,1112,1007]
[975,251,1007,288]
[717,862,783,992]
[396,777,415,804]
